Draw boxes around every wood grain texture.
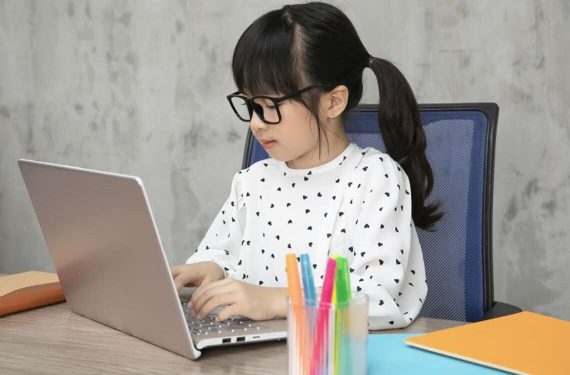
[0,302,465,374]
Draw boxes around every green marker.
[335,257,351,306]
[334,257,352,375]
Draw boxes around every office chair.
[241,103,521,322]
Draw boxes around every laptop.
[18,159,288,360]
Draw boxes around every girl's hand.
[170,261,225,294]
[190,278,288,321]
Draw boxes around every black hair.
[231,2,442,230]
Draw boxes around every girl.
[171,2,441,330]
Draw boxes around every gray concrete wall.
[1,0,568,320]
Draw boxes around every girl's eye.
[259,101,276,111]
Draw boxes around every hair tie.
[368,55,375,67]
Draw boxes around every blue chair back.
[242,103,498,322]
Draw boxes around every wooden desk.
[0,302,465,374]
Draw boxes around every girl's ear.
[322,85,349,119]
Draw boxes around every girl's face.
[249,97,322,169]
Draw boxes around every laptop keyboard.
[180,301,265,337]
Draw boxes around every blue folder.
[367,334,505,374]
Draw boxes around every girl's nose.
[249,111,269,132]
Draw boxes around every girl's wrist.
[271,287,289,319]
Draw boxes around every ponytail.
[367,56,442,231]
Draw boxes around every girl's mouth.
[261,140,277,149]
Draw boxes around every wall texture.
[1,0,568,320]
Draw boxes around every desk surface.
[0,302,465,374]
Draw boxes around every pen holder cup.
[288,292,368,375]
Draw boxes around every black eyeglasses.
[226,85,319,125]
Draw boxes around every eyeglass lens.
[229,96,280,124]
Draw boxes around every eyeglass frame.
[226,84,321,125]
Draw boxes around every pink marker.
[311,258,337,375]
[320,258,337,304]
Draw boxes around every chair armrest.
[483,301,523,320]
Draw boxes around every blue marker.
[300,253,316,306]
[300,253,318,367]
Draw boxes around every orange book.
[0,271,65,317]
[405,311,570,374]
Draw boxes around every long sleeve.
[347,155,428,330]
[185,171,244,279]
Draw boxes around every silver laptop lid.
[18,159,201,360]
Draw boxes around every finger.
[191,279,235,314]
[171,264,187,278]
[216,304,241,321]
[191,279,234,313]
[173,271,201,294]
[196,292,237,319]
[190,278,233,308]
[173,275,188,295]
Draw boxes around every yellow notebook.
[405,311,570,374]
[0,271,65,317]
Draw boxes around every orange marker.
[286,253,307,375]
[286,253,303,305]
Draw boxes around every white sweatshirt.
[186,142,427,329]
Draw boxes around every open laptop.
[18,159,287,360]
